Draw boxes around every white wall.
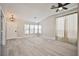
[6,19,27,39]
[40,15,56,40]
[17,20,39,37]
[17,20,26,37]
[6,17,40,39]
[6,20,17,39]
[6,15,56,40]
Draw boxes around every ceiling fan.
[51,3,70,12]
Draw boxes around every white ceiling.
[0,3,78,23]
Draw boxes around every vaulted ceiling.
[0,3,78,23]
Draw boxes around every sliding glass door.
[56,13,78,45]
[66,13,77,44]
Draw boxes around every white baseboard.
[7,35,56,40]
[7,37,24,40]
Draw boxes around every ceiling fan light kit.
[58,7,63,10]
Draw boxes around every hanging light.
[9,15,15,21]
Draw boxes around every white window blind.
[56,13,77,44]
[56,17,65,37]
[66,13,77,39]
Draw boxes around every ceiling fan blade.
[56,9,59,12]
[58,3,62,7]
[63,7,68,10]
[63,3,70,6]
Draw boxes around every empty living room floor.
[6,37,77,56]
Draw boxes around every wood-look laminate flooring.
[6,37,77,56]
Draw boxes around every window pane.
[24,24,29,34]
[24,24,42,34]
[35,25,38,33]
[39,25,42,33]
[30,25,34,34]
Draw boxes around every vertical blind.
[66,13,77,39]
[56,13,77,43]
[56,17,65,38]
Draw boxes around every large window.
[24,24,42,34]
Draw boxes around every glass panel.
[35,25,38,33]
[24,24,29,34]
[39,25,42,33]
[30,25,34,34]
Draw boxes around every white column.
[0,6,2,56]
[78,4,79,56]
